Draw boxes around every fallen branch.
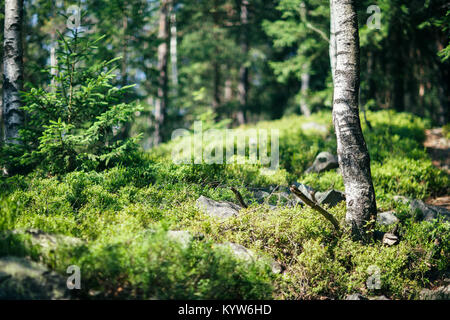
[290,185,340,232]
[230,187,248,209]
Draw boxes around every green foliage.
[263,0,332,113]
[0,110,448,299]
[1,28,142,174]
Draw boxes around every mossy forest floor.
[0,110,449,300]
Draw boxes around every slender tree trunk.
[154,0,170,145]
[170,11,178,89]
[212,62,221,111]
[211,0,221,113]
[49,1,58,91]
[2,0,24,145]
[330,0,377,240]
[121,2,128,87]
[237,0,249,125]
[50,31,57,89]
[224,78,233,102]
[300,72,311,117]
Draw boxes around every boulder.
[377,211,399,226]
[305,152,339,174]
[316,190,346,208]
[196,196,241,219]
[0,256,70,300]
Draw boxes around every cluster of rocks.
[250,184,346,209]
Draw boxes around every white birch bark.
[330,0,377,239]
[2,0,24,144]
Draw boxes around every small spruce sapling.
[2,25,142,174]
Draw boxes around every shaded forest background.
[0,0,448,149]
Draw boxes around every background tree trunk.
[154,0,170,145]
[300,72,311,117]
[2,0,24,145]
[330,0,377,240]
[170,10,178,90]
[237,0,249,125]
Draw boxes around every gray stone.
[196,196,241,219]
[214,243,281,274]
[410,199,450,222]
[377,211,399,226]
[1,229,84,262]
[345,293,368,300]
[420,282,450,300]
[0,256,70,300]
[316,189,346,208]
[4,229,83,249]
[271,261,283,274]
[393,197,450,221]
[291,182,315,202]
[382,232,399,246]
[253,190,270,203]
[215,243,255,262]
[306,151,339,174]
[167,230,193,249]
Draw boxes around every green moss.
[0,110,448,299]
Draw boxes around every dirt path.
[424,128,450,210]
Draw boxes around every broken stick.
[290,185,340,232]
[230,187,248,209]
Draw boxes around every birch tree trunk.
[330,0,377,239]
[154,0,170,145]
[2,0,24,145]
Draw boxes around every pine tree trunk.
[154,0,170,145]
[330,0,377,239]
[2,0,24,145]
